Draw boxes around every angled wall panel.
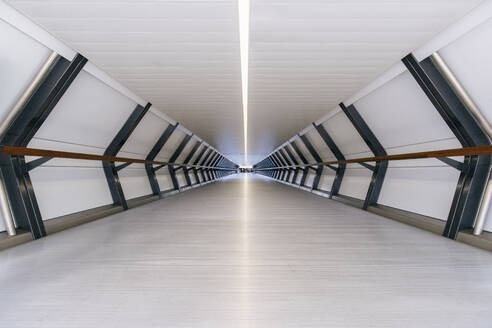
[0,19,51,124]
[320,110,372,199]
[118,165,153,200]
[352,70,462,220]
[25,69,138,220]
[116,112,171,199]
[118,111,172,159]
[155,129,187,162]
[439,18,492,231]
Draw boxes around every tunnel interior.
[0,1,492,327]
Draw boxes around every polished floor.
[1,174,492,327]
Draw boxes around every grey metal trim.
[340,102,387,210]
[0,53,87,239]
[403,53,491,239]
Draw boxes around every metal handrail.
[0,146,235,171]
[254,145,492,171]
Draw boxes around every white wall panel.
[286,144,302,164]
[0,19,50,123]
[304,171,315,188]
[353,70,459,153]
[155,129,187,162]
[439,17,492,232]
[176,172,187,187]
[189,171,198,185]
[176,138,197,163]
[156,170,174,192]
[317,169,336,192]
[295,171,302,185]
[31,70,136,151]
[294,139,315,163]
[29,167,112,220]
[189,144,206,164]
[378,167,460,220]
[304,129,335,161]
[118,111,171,159]
[440,17,492,127]
[320,111,371,159]
[339,165,373,200]
[118,166,152,200]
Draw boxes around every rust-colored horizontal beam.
[256,145,492,170]
[0,145,235,171]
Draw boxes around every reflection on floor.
[1,174,492,327]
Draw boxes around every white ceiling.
[7,0,483,165]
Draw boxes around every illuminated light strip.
[238,0,250,165]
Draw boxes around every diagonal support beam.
[299,134,323,190]
[183,141,201,186]
[291,140,309,186]
[0,53,87,239]
[340,102,387,210]
[103,102,151,210]
[145,123,179,197]
[168,134,193,190]
[403,53,491,239]
[313,123,346,197]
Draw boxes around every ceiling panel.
[248,0,482,164]
[6,0,483,166]
[7,0,244,164]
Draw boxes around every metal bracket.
[437,157,464,171]
[325,164,338,172]
[358,162,375,171]
[25,157,53,171]
[115,162,132,171]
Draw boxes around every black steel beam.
[299,134,323,190]
[168,134,193,190]
[0,53,87,239]
[273,153,287,181]
[25,157,53,171]
[192,145,208,184]
[291,140,309,186]
[145,123,178,197]
[103,102,151,210]
[403,53,491,239]
[199,149,213,182]
[283,145,300,184]
[183,141,201,186]
[313,123,346,197]
[279,148,294,183]
[340,102,387,210]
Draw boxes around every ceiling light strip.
[238,0,250,165]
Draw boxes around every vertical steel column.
[340,102,387,210]
[266,156,278,179]
[291,141,309,186]
[0,53,87,239]
[103,103,151,209]
[192,146,208,184]
[205,152,220,181]
[403,53,491,239]
[270,154,283,180]
[199,149,213,182]
[283,145,300,184]
[168,133,192,190]
[299,134,323,190]
[279,148,294,183]
[182,141,201,186]
[313,123,345,197]
[273,152,288,181]
[145,123,178,198]
[210,155,223,180]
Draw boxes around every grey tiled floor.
[1,174,492,327]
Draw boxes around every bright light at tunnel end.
[238,0,250,166]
